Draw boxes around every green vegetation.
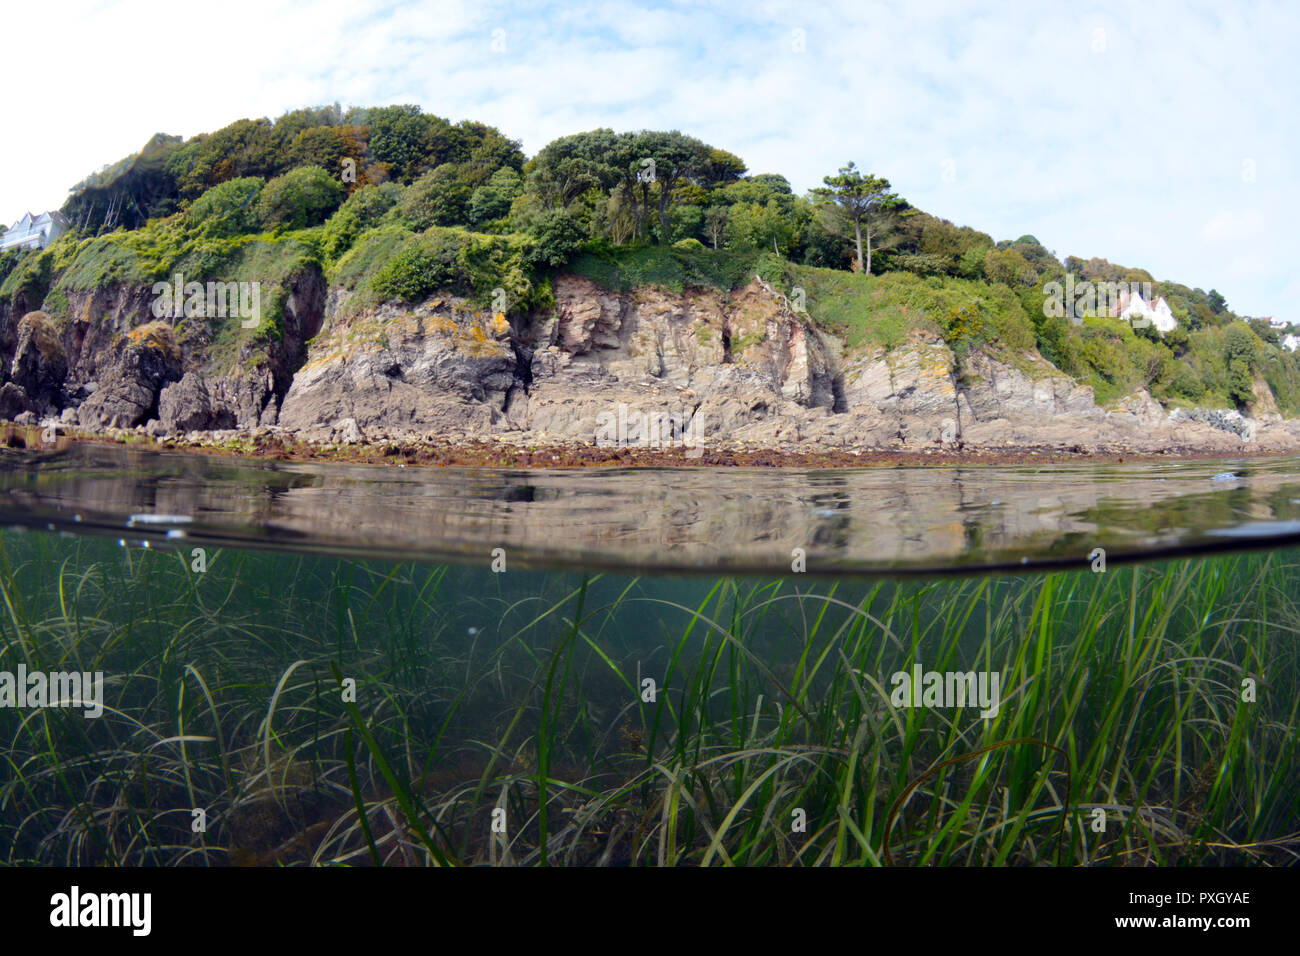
[11,102,1289,413]
[1,531,1295,866]
[569,242,762,294]
[768,261,1037,356]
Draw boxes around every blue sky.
[5,0,1296,317]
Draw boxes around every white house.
[1117,289,1179,334]
[1267,316,1287,329]
[1281,333,1300,353]
[0,211,69,252]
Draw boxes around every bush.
[321,183,402,263]
[371,229,465,301]
[368,227,536,311]
[393,164,471,230]
[468,168,522,229]
[258,166,345,231]
[522,210,586,269]
[186,177,264,238]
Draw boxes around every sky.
[4,0,1296,318]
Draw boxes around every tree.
[527,129,620,211]
[1208,289,1227,314]
[638,131,710,241]
[321,182,402,260]
[173,118,282,198]
[982,247,1037,287]
[366,105,456,181]
[286,127,346,173]
[1224,323,1257,408]
[450,120,525,185]
[468,167,523,228]
[725,200,796,256]
[62,133,185,232]
[811,162,902,274]
[704,205,728,249]
[394,164,473,230]
[522,210,586,269]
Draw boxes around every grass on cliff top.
[1,528,1296,867]
[9,217,312,375]
[780,263,1039,361]
[51,218,318,294]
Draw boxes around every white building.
[1117,289,1179,334]
[0,211,69,252]
[1267,317,1287,329]
[1281,334,1300,353]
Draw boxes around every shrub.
[321,183,402,263]
[258,166,345,231]
[522,210,586,269]
[368,227,536,311]
[393,164,471,230]
[186,177,264,238]
[370,230,464,301]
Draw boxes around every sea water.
[0,444,1296,866]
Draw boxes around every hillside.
[1,103,1298,455]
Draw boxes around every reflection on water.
[5,442,1300,574]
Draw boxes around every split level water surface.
[0,442,1296,865]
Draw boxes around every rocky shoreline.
[5,274,1300,463]
[8,424,1297,471]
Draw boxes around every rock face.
[4,265,1300,455]
[0,382,32,420]
[9,312,68,415]
[277,293,517,439]
[507,277,837,443]
[276,276,840,444]
[1170,406,1256,440]
[77,322,183,429]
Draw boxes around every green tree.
[173,118,281,199]
[527,129,620,211]
[982,247,1037,287]
[394,164,473,230]
[1224,322,1257,407]
[468,167,523,228]
[703,205,729,249]
[366,105,456,181]
[286,127,346,174]
[725,200,795,256]
[811,162,902,274]
[522,209,586,269]
[321,182,401,261]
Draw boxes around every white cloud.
[3,0,1295,317]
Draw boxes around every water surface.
[4,442,1300,573]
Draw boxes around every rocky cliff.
[4,272,1299,456]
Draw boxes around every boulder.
[0,382,32,421]
[76,322,183,429]
[9,312,68,414]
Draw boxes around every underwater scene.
[1,442,1296,868]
